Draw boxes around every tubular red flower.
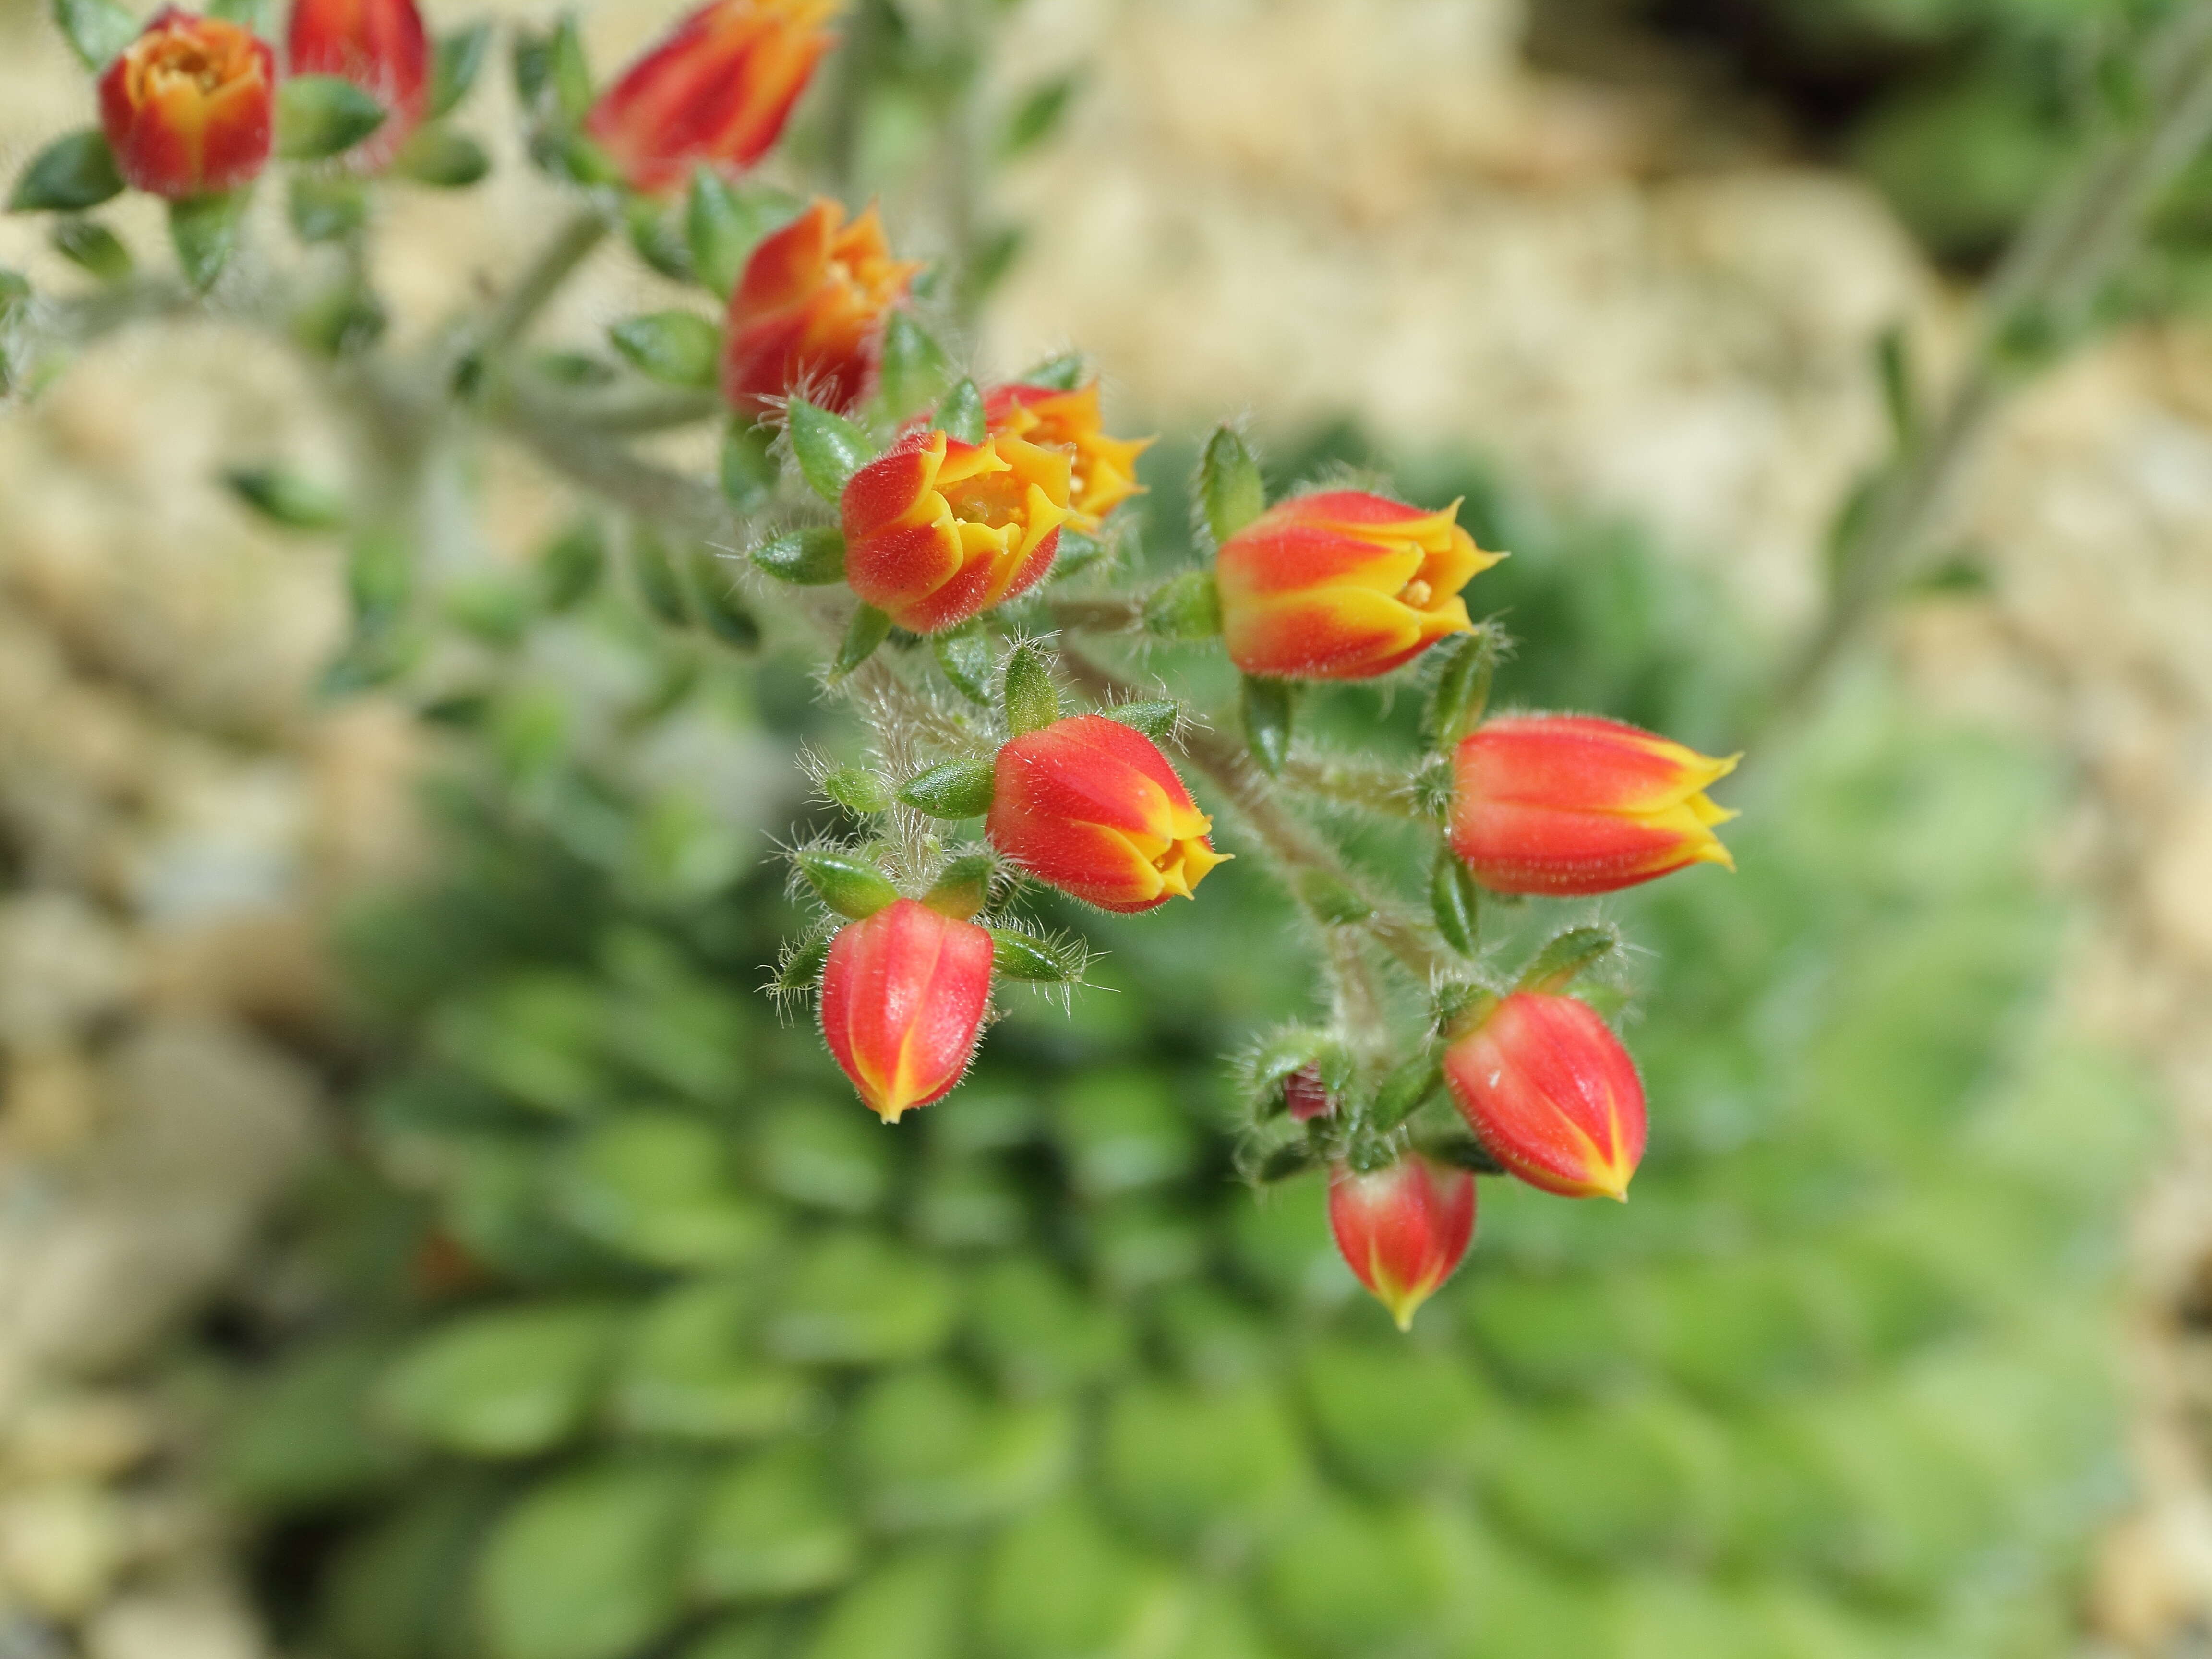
[1328,1156,1476,1330]
[286,0,429,169]
[842,426,1071,633]
[1443,991,1647,1201]
[99,10,276,200]
[981,381,1151,533]
[1447,714,1738,896]
[818,897,993,1123]
[583,0,836,195]
[722,198,919,418]
[1215,490,1499,680]
[986,715,1228,914]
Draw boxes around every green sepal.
[1515,926,1620,996]
[932,378,986,446]
[276,76,389,162]
[1142,570,1221,640]
[933,622,994,705]
[686,546,761,649]
[395,123,491,188]
[774,921,836,996]
[1370,1052,1442,1132]
[924,854,997,920]
[287,174,368,244]
[1294,870,1372,926]
[608,310,720,389]
[1418,1133,1503,1176]
[623,196,693,282]
[1240,675,1294,776]
[9,130,123,214]
[1430,847,1481,957]
[1421,623,1503,749]
[835,605,892,675]
[430,22,494,120]
[876,311,952,419]
[548,13,593,123]
[1198,424,1265,547]
[1018,352,1085,392]
[535,519,605,612]
[1102,701,1177,742]
[169,191,249,292]
[787,397,875,502]
[52,0,136,71]
[822,768,893,816]
[1000,73,1080,159]
[224,466,349,532]
[797,850,900,921]
[988,927,1087,984]
[49,217,130,281]
[749,528,845,585]
[628,526,692,627]
[719,419,779,510]
[898,757,997,820]
[1000,644,1059,737]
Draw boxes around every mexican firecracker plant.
[2,0,1740,1329]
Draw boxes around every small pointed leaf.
[1199,425,1265,547]
[1142,570,1221,640]
[9,130,122,214]
[1000,645,1059,737]
[430,22,493,119]
[225,466,349,531]
[1103,701,1177,742]
[1019,352,1085,392]
[933,623,993,705]
[1241,676,1293,776]
[989,929,1085,984]
[835,604,892,675]
[276,75,389,161]
[877,311,952,418]
[395,123,491,188]
[608,311,721,389]
[169,192,248,291]
[720,420,780,510]
[933,378,986,445]
[797,851,899,920]
[1515,926,1620,996]
[1430,847,1481,956]
[823,768,893,816]
[749,528,846,585]
[52,0,136,70]
[50,217,130,281]
[787,397,875,502]
[898,757,997,820]
[924,854,995,920]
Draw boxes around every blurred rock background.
[1,0,2212,1652]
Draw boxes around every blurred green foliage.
[222,434,2152,1659]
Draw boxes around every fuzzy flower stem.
[1281,754,1432,821]
[477,205,612,361]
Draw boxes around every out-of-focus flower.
[986,714,1228,913]
[1447,714,1737,896]
[722,197,918,417]
[1215,490,1496,680]
[982,381,1151,532]
[286,0,428,168]
[1443,990,1646,1200]
[584,0,836,195]
[842,426,1070,633]
[819,897,993,1123]
[99,10,276,199]
[1328,1155,1476,1330]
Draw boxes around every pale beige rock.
[0,1486,128,1620]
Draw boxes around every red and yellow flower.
[818,897,994,1123]
[1443,991,1647,1201]
[986,715,1228,913]
[1447,714,1737,896]
[1215,490,1498,680]
[99,10,276,200]
[722,197,919,418]
[1328,1155,1476,1330]
[286,0,429,169]
[982,381,1150,532]
[583,0,837,196]
[842,426,1071,633]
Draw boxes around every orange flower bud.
[722,198,920,418]
[1447,715,1737,896]
[842,426,1071,634]
[819,897,994,1123]
[1328,1155,1475,1330]
[583,0,836,195]
[986,715,1228,913]
[99,10,276,200]
[1215,490,1498,680]
[981,381,1151,532]
[1444,991,1646,1201]
[286,0,428,169]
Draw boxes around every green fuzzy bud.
[276,75,389,162]
[1430,846,1481,957]
[1103,701,1178,742]
[1142,569,1222,640]
[608,311,721,389]
[429,22,493,119]
[749,528,846,584]
[787,397,876,502]
[933,378,986,445]
[1198,425,1265,547]
[1000,645,1059,737]
[224,466,349,532]
[898,757,997,820]
[988,928,1086,984]
[933,622,994,705]
[835,605,892,676]
[396,124,491,189]
[1241,675,1294,776]
[9,130,123,214]
[797,851,900,920]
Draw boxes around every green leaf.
[608,311,721,389]
[795,849,899,920]
[536,518,605,611]
[1422,622,1502,748]
[1876,323,1917,451]
[757,1099,893,1214]
[1000,74,1082,158]
[763,1231,957,1365]
[512,26,554,111]
[988,928,1086,984]
[834,603,892,675]
[787,397,876,501]
[1199,424,1266,546]
[932,622,994,704]
[685,546,760,649]
[956,224,1024,312]
[685,175,798,299]
[49,216,129,281]
[851,1368,1074,1531]
[1370,1051,1442,1130]
[377,1305,623,1458]
[897,756,997,818]
[51,0,136,71]
[719,419,779,510]
[627,525,691,627]
[168,191,249,291]
[395,123,491,188]
[1142,569,1222,639]
[225,465,349,531]
[689,1448,859,1603]
[1241,675,1293,775]
[932,377,986,445]
[978,1499,1167,1656]
[823,767,893,815]
[805,1550,968,1659]
[1000,643,1059,736]
[1430,846,1481,956]
[554,1112,770,1270]
[922,852,994,920]
[1515,925,1621,995]
[1102,700,1178,742]
[772,924,834,999]
[474,1461,692,1659]
[548,13,593,123]
[288,173,369,243]
[610,1282,816,1444]
[430,21,494,120]
[277,74,390,161]
[876,310,952,419]
[749,527,845,584]
[623,195,692,281]
[9,130,122,214]
[1019,351,1085,391]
